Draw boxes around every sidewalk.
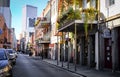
[42,58,120,77]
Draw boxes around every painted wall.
[0,7,11,28]
[100,0,120,18]
[51,0,58,44]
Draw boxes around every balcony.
[38,32,50,44]
[58,7,98,33]
[36,17,50,28]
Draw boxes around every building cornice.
[106,13,120,22]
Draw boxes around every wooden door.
[104,38,112,68]
[118,29,120,70]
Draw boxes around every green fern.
[84,7,97,39]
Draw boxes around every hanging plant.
[59,6,81,27]
[59,11,68,25]
[83,7,97,39]
[84,12,89,39]
[66,7,74,20]
[74,9,81,19]
[56,22,60,30]
[88,7,97,30]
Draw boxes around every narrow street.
[12,54,80,77]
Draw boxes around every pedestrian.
[42,50,43,60]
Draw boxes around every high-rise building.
[22,5,37,51]
[0,0,11,28]
[0,0,12,48]
[0,0,10,7]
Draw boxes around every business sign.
[102,28,111,38]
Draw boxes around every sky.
[10,0,49,39]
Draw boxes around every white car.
[0,48,12,77]
[6,49,16,65]
[13,50,18,58]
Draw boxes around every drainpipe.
[97,0,100,70]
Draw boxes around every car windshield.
[6,50,14,54]
[0,50,7,60]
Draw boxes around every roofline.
[23,5,37,8]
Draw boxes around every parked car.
[6,49,16,65]
[0,48,12,77]
[13,50,18,58]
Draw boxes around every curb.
[43,60,87,77]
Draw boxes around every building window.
[0,0,10,7]
[109,0,115,6]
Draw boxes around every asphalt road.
[12,54,80,77]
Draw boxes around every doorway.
[104,38,112,69]
[117,28,120,70]
[91,35,95,67]
[83,37,88,65]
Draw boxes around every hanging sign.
[102,28,111,38]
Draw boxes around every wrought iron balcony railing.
[38,32,50,44]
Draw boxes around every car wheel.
[13,62,16,65]
[8,70,13,77]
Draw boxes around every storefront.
[102,28,112,69]
[104,15,120,71]
[58,20,97,68]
